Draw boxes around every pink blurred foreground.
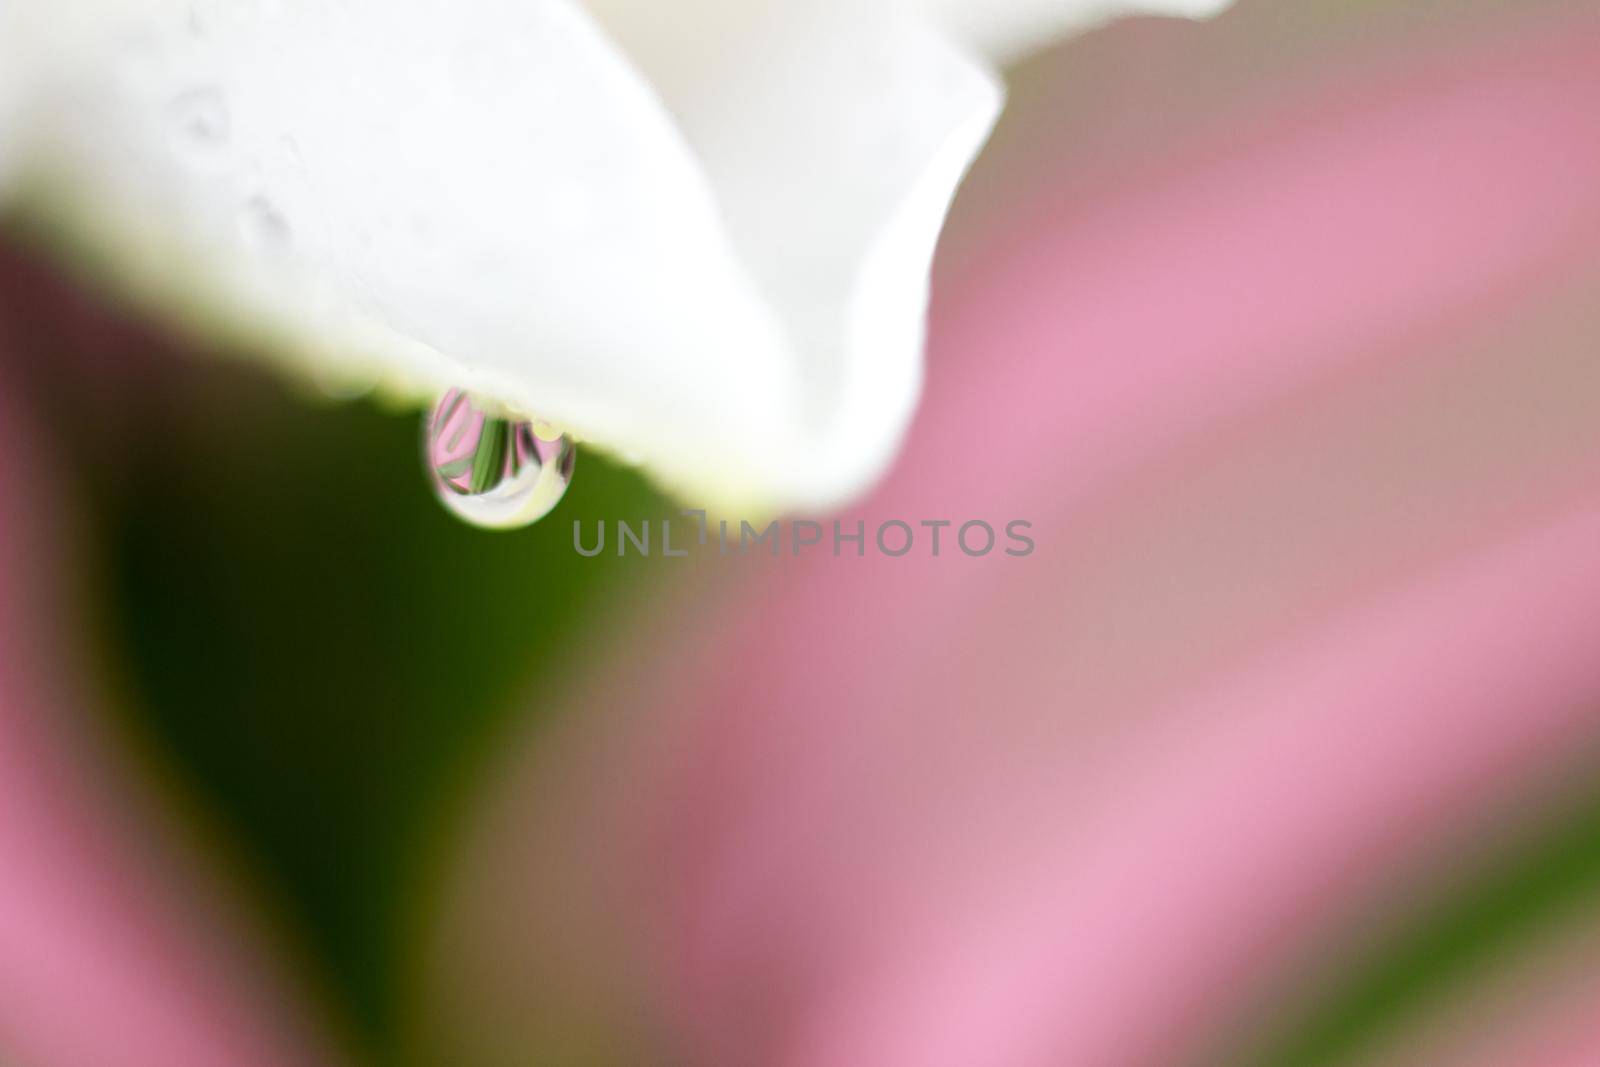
[428,6,1600,1067]
[0,360,339,1064]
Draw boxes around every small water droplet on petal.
[237,196,291,253]
[168,87,229,165]
[424,389,575,529]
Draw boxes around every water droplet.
[424,389,576,529]
[168,87,229,164]
[237,196,290,254]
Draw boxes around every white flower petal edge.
[922,0,1237,65]
[0,0,1228,512]
[582,0,1001,506]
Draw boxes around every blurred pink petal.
[422,5,1600,1067]
[1450,991,1600,1067]
[0,351,338,1063]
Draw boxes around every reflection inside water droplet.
[424,389,576,529]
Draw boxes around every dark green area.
[1222,764,1600,1067]
[76,360,664,1058]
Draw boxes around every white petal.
[8,0,811,506]
[584,0,1001,502]
[920,0,1236,64]
[0,0,1214,509]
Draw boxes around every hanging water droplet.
[424,389,576,529]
